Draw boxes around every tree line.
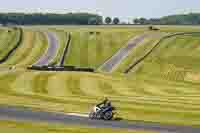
[0,13,103,25]
[0,12,200,25]
[133,13,200,25]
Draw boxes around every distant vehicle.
[89,98,116,120]
[148,26,160,31]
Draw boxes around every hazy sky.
[0,0,200,21]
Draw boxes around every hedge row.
[60,33,71,66]
[0,27,23,63]
[124,32,200,74]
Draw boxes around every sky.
[0,0,200,21]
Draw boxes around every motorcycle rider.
[96,97,111,109]
[89,97,115,120]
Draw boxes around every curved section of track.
[34,32,59,66]
[100,34,148,72]
[0,105,199,133]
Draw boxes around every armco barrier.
[27,65,94,72]
[60,33,71,66]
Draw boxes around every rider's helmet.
[107,101,111,106]
[103,97,108,103]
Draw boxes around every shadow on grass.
[114,117,123,121]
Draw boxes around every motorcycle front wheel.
[89,112,95,119]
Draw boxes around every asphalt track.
[100,34,148,72]
[34,32,59,66]
[0,105,199,133]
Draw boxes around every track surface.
[34,32,59,66]
[0,105,199,133]
[100,34,148,72]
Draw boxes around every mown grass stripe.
[32,72,54,94]
[1,30,35,66]
[16,31,48,66]
[11,71,39,94]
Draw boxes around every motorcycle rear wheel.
[103,111,113,120]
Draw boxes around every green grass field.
[131,34,200,80]
[0,26,200,130]
[1,29,48,67]
[64,27,146,68]
[0,27,21,61]
[1,69,200,126]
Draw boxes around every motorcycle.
[89,103,116,120]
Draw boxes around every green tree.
[133,18,139,24]
[138,18,148,24]
[113,17,120,24]
[105,17,112,24]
